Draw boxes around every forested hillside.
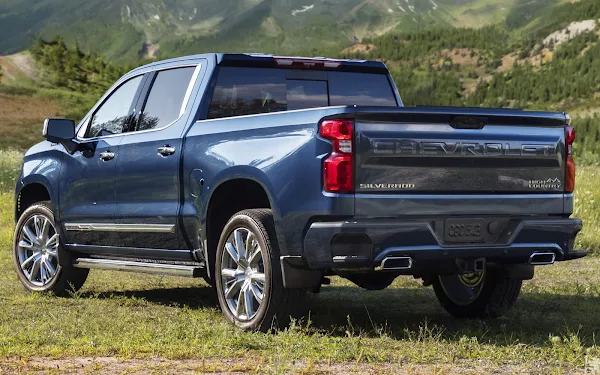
[0,0,561,61]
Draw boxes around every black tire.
[215,209,307,332]
[432,268,522,318]
[13,201,89,296]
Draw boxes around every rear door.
[114,62,204,255]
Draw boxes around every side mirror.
[43,118,78,153]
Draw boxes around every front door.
[114,64,202,255]
[59,74,145,248]
[59,137,122,246]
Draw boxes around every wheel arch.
[203,169,280,280]
[15,179,53,223]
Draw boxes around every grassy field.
[1,154,600,374]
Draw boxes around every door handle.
[99,151,115,161]
[158,145,176,156]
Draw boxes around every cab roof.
[131,53,389,75]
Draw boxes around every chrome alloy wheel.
[16,214,60,286]
[220,227,266,321]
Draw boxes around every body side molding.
[64,223,176,233]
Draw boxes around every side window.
[86,75,143,138]
[137,67,196,131]
[208,67,287,119]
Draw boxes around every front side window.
[86,75,143,138]
[138,67,196,131]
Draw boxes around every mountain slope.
[0,0,562,61]
[0,0,599,159]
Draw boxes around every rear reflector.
[320,119,354,193]
[565,125,575,193]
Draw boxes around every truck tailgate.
[354,107,568,195]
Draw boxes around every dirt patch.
[0,94,61,125]
[0,94,62,149]
[522,48,554,68]
[0,356,582,375]
[0,53,38,83]
[261,16,283,36]
[341,43,376,54]
[499,53,517,72]
[499,49,554,71]
[438,48,481,68]
[139,42,160,60]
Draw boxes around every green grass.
[0,150,21,192]
[1,155,600,372]
[574,167,600,254]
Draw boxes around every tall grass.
[0,149,21,192]
[574,167,600,253]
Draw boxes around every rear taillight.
[320,119,354,193]
[565,125,575,193]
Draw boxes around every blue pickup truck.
[13,53,585,331]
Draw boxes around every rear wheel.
[215,209,307,331]
[13,201,88,296]
[432,268,522,318]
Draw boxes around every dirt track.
[0,356,591,374]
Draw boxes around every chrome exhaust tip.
[529,252,556,266]
[375,256,413,271]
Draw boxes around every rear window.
[208,67,396,119]
[328,72,397,107]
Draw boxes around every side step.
[73,258,204,278]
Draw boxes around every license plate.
[444,219,485,243]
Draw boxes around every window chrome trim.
[76,63,202,141]
[64,223,175,233]
[196,105,348,124]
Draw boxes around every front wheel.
[13,201,89,296]
[432,268,522,318]
[215,209,307,331]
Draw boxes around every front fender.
[15,143,63,222]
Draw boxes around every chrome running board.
[73,258,203,278]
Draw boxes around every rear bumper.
[302,217,584,271]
